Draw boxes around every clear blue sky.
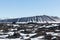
[0,0,60,18]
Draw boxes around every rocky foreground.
[0,23,60,40]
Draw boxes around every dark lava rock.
[6,33,20,38]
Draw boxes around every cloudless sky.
[0,0,60,19]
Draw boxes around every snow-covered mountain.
[0,15,60,23]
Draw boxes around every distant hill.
[0,15,60,23]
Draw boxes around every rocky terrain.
[0,23,59,40]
